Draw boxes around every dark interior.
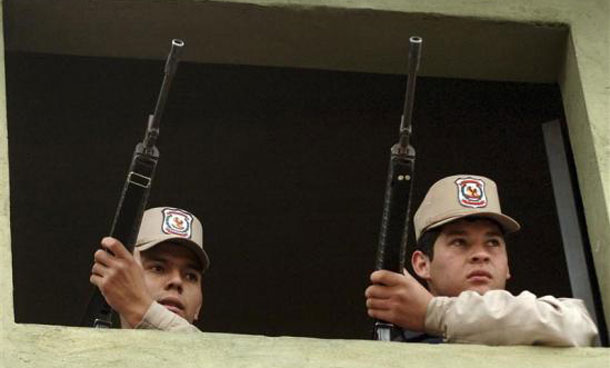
[7,52,571,339]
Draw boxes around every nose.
[469,244,491,264]
[164,269,184,293]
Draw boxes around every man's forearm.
[134,301,200,333]
[425,290,598,346]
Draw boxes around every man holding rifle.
[366,174,598,346]
[91,207,209,332]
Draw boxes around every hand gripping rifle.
[372,36,422,341]
[83,39,185,328]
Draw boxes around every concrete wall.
[2,0,609,366]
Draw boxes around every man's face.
[413,218,510,297]
[134,242,203,323]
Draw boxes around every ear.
[411,250,431,281]
[132,248,143,265]
[193,288,203,322]
[504,249,511,280]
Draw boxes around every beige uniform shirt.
[425,290,598,346]
[134,301,200,332]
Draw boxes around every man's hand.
[365,269,433,332]
[90,237,153,328]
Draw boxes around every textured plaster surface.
[2,0,610,366]
[0,0,13,335]
[3,325,610,367]
[3,0,569,82]
[560,31,610,330]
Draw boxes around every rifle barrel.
[144,39,184,151]
[398,36,422,149]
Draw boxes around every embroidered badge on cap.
[161,208,193,239]
[455,177,488,208]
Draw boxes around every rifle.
[372,36,422,341]
[82,39,185,328]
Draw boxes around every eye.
[449,238,466,247]
[148,264,165,273]
[487,238,503,247]
[184,271,200,283]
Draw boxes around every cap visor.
[424,212,521,236]
[136,236,210,271]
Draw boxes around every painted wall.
[1,0,609,366]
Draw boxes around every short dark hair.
[415,227,442,260]
[415,216,507,260]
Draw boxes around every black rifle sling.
[109,147,158,250]
[89,148,158,328]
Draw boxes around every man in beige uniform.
[365,175,598,346]
[91,207,209,332]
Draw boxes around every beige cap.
[413,175,520,241]
[136,207,210,272]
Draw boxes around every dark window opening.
[7,51,602,340]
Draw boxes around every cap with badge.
[136,207,210,271]
[413,175,520,241]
